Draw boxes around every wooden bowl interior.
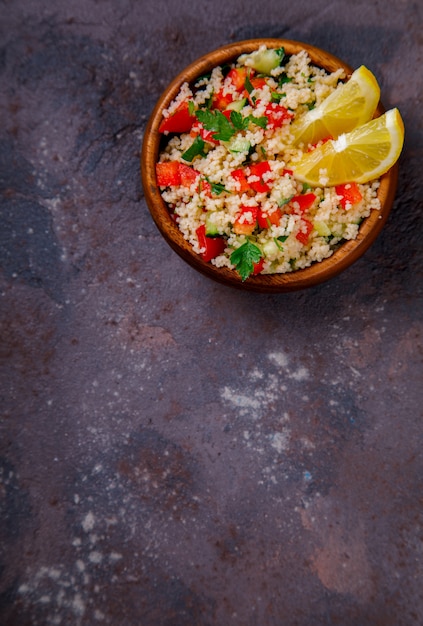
[141,39,398,292]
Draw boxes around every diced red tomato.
[253,258,265,275]
[263,103,293,129]
[159,101,196,134]
[212,89,234,110]
[246,161,272,193]
[257,207,282,229]
[196,224,226,262]
[249,76,267,90]
[156,161,181,186]
[233,206,258,235]
[178,163,199,187]
[231,168,251,193]
[335,182,363,208]
[296,219,314,245]
[282,168,294,176]
[197,178,212,197]
[290,193,317,213]
[190,120,218,144]
[227,67,248,91]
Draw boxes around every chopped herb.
[230,110,250,131]
[188,100,196,116]
[244,73,254,95]
[278,74,292,86]
[277,194,294,207]
[230,239,262,281]
[196,109,235,141]
[271,92,284,103]
[274,235,288,251]
[250,115,268,129]
[181,136,206,162]
[261,146,267,158]
[275,47,285,64]
[206,178,230,195]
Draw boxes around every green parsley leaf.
[230,240,262,281]
[188,100,196,116]
[230,110,249,131]
[196,109,235,141]
[181,136,206,162]
[196,109,219,131]
[249,115,268,129]
[271,92,283,103]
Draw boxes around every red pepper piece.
[249,76,267,90]
[290,193,317,213]
[212,89,234,111]
[335,182,363,208]
[231,168,251,193]
[159,101,196,134]
[178,163,199,188]
[296,219,314,245]
[156,161,181,186]
[197,178,212,197]
[190,121,219,145]
[253,258,265,275]
[246,161,272,193]
[233,206,258,235]
[227,67,248,91]
[257,207,283,229]
[196,224,226,262]
[264,103,293,129]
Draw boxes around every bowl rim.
[141,38,398,293]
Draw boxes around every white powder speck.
[290,366,309,381]
[72,593,85,616]
[268,351,289,369]
[82,512,95,532]
[89,551,103,564]
[270,431,290,453]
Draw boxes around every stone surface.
[1,1,422,625]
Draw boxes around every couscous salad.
[155,46,389,281]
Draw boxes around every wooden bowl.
[141,38,398,293]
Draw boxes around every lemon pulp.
[290,108,404,186]
[290,65,381,147]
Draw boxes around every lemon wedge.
[290,65,381,147]
[289,108,404,186]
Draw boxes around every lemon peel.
[289,108,404,186]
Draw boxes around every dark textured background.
[1,1,422,624]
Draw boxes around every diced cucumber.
[262,240,280,259]
[313,220,331,237]
[239,48,284,74]
[205,213,219,236]
[227,136,251,153]
[226,97,247,112]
